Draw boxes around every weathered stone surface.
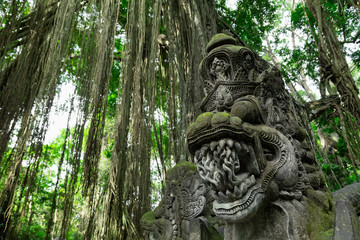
[332,200,360,240]
[141,161,223,240]
[332,182,360,214]
[331,182,360,240]
[189,217,223,240]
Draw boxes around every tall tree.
[0,0,120,238]
[100,0,218,238]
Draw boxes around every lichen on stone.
[167,161,197,179]
[211,112,230,126]
[206,34,237,53]
[141,211,155,225]
[186,112,214,137]
[304,189,334,240]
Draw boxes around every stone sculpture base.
[224,189,334,240]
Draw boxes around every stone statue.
[185,34,334,239]
[141,161,223,240]
[141,33,360,240]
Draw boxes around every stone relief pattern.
[141,164,215,240]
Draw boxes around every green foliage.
[352,50,360,70]
[336,138,348,157]
[107,38,123,119]
[0,0,31,56]
[104,139,114,158]
[217,0,280,52]
[150,179,162,207]
[118,0,128,27]
[19,225,46,240]
[291,4,316,31]
[312,110,358,190]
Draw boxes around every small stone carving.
[141,161,222,240]
[186,34,334,239]
[210,57,230,81]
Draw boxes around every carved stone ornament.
[141,161,223,240]
[186,34,335,239]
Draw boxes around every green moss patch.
[305,189,334,240]
[167,161,197,178]
[141,211,155,225]
[206,34,236,52]
[211,112,230,126]
[196,112,214,122]
[186,112,214,137]
[229,116,243,127]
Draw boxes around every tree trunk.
[305,0,360,166]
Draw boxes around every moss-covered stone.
[306,188,333,212]
[167,161,197,179]
[206,34,236,53]
[308,172,321,190]
[319,229,335,240]
[207,223,224,240]
[224,45,248,53]
[199,58,205,71]
[196,112,214,122]
[209,33,230,41]
[303,163,318,173]
[211,112,230,126]
[229,116,243,128]
[304,189,334,240]
[186,112,214,137]
[141,211,155,225]
[319,172,326,188]
[185,122,197,138]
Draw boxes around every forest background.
[0,0,360,239]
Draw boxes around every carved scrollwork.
[182,196,206,220]
[141,162,215,240]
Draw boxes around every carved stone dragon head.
[186,112,302,223]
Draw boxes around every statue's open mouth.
[187,113,296,222]
[192,135,268,221]
[194,139,260,201]
[187,121,275,220]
